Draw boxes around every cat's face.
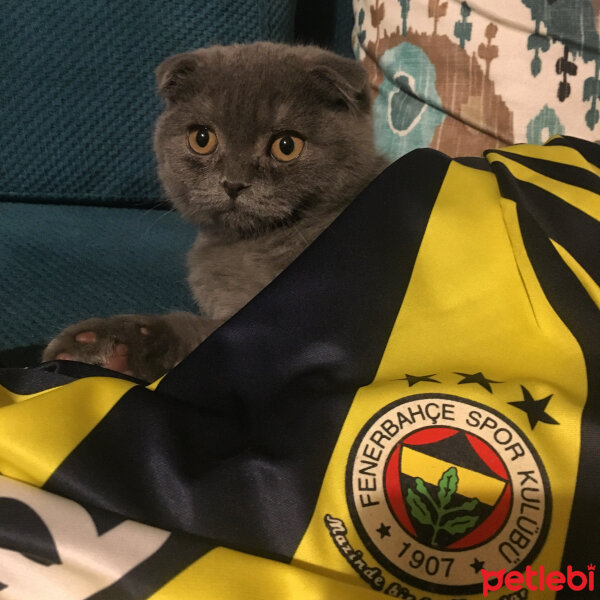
[154,43,380,238]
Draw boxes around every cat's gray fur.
[43,42,386,382]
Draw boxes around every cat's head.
[154,42,381,238]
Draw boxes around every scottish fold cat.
[43,42,386,381]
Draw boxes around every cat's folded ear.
[308,54,371,114]
[156,52,203,103]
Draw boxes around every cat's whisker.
[290,222,310,246]
[141,205,178,234]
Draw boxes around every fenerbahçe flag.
[0,137,598,599]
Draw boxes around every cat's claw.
[42,315,187,382]
[55,335,134,375]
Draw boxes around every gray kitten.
[43,42,386,381]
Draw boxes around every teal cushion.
[0,203,197,350]
[0,0,296,207]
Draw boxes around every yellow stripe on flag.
[149,547,384,599]
[486,152,600,219]
[492,142,600,178]
[0,377,135,486]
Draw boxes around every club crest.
[345,394,551,595]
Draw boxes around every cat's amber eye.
[188,126,218,155]
[270,135,305,162]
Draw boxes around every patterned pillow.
[0,1,296,207]
[352,0,600,160]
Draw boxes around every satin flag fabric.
[0,137,598,599]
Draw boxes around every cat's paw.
[42,315,184,382]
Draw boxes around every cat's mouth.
[215,204,301,237]
[219,211,303,238]
[184,189,300,237]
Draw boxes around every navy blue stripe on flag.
[43,150,451,563]
[517,204,600,598]
[490,161,599,285]
[490,149,600,196]
[544,136,600,169]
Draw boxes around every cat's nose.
[221,180,249,200]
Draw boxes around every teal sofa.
[0,0,354,367]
